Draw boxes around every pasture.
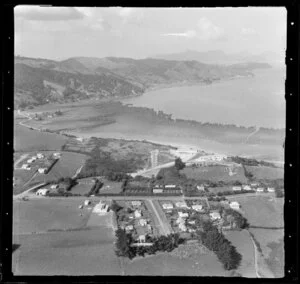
[181,165,247,183]
[14,125,67,152]
[238,196,284,228]
[13,198,92,235]
[224,230,256,278]
[100,180,123,194]
[244,166,284,180]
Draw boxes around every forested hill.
[14,55,271,109]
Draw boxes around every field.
[100,180,123,194]
[31,151,88,184]
[14,124,67,152]
[13,169,37,194]
[224,230,256,277]
[237,196,284,228]
[249,228,284,277]
[244,165,284,180]
[208,186,234,194]
[13,198,93,235]
[181,165,248,183]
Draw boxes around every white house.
[175,201,188,208]
[232,186,242,191]
[178,223,187,232]
[165,184,176,188]
[256,187,265,192]
[21,164,30,170]
[38,168,47,174]
[51,184,59,190]
[162,203,173,210]
[178,211,189,218]
[250,183,258,187]
[153,188,163,194]
[134,210,142,218]
[242,185,252,191]
[36,188,49,196]
[267,187,275,192]
[132,201,141,207]
[229,201,240,210]
[138,235,146,243]
[210,212,221,220]
[139,219,147,226]
[94,202,109,214]
[197,185,205,191]
[37,153,44,159]
[188,220,196,225]
[125,225,134,231]
[84,200,91,206]
[192,204,203,212]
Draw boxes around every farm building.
[162,203,173,210]
[229,201,240,210]
[191,204,203,211]
[38,168,47,174]
[232,186,242,191]
[134,210,142,218]
[267,187,275,192]
[242,185,252,191]
[94,202,109,214]
[165,184,176,188]
[196,185,205,191]
[84,200,91,206]
[178,211,189,218]
[51,184,59,190]
[175,201,188,208]
[209,212,221,220]
[36,188,49,196]
[37,153,44,159]
[21,164,30,170]
[139,219,147,226]
[256,187,265,192]
[153,188,163,194]
[132,201,142,207]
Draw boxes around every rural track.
[246,230,262,278]
[14,182,47,199]
[244,126,260,144]
[14,153,29,169]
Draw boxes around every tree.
[175,157,186,171]
[275,188,284,198]
[110,200,123,213]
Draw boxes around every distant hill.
[14,55,272,109]
[153,49,284,66]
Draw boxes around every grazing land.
[182,165,247,183]
[244,166,284,180]
[99,180,123,194]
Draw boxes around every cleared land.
[14,124,67,152]
[244,165,284,180]
[224,230,256,277]
[181,165,247,183]
[238,196,284,228]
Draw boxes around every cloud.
[162,30,197,38]
[241,27,258,36]
[14,6,84,21]
[197,17,224,40]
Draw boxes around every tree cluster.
[197,221,242,270]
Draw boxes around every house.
[36,188,49,196]
[242,185,252,191]
[229,201,240,210]
[188,220,196,225]
[210,212,221,220]
[132,201,141,207]
[51,184,59,190]
[21,164,30,170]
[232,186,242,191]
[192,204,203,212]
[162,203,173,210]
[250,183,258,187]
[267,187,275,192]
[178,223,187,232]
[138,235,146,243]
[153,188,163,194]
[196,185,205,191]
[139,219,147,226]
[175,201,188,208]
[165,184,176,188]
[94,202,109,214]
[38,168,47,174]
[178,211,189,218]
[125,225,134,231]
[37,153,44,159]
[53,152,61,158]
[256,187,264,192]
[84,200,91,206]
[134,210,142,218]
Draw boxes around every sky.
[14,6,287,60]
